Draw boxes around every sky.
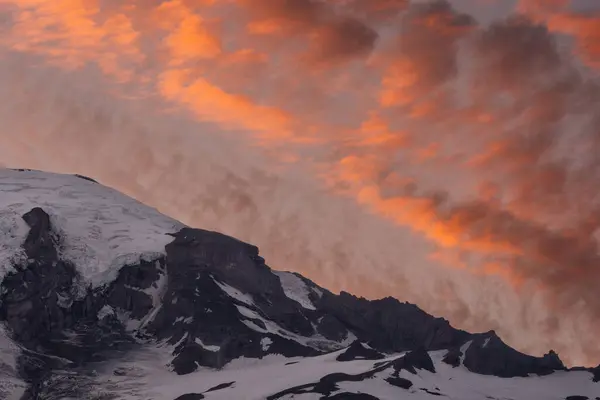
[0,0,599,367]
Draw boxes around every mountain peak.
[0,169,597,399]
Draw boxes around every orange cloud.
[378,0,475,108]
[4,0,600,367]
[518,0,600,70]
[240,0,379,66]
[157,0,222,65]
[1,0,145,81]
[157,69,294,138]
[356,111,408,148]
[547,12,600,69]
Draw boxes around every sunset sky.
[0,0,599,367]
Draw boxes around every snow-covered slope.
[0,325,26,400]
[0,169,598,400]
[78,346,600,400]
[0,169,182,286]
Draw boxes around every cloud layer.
[1,0,600,367]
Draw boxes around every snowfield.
[72,346,600,400]
[0,169,183,286]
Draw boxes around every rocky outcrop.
[463,331,565,378]
[145,228,320,373]
[315,292,470,353]
[73,174,98,183]
[441,347,462,367]
[174,394,205,400]
[586,364,600,382]
[385,376,413,389]
[336,341,385,362]
[315,314,348,341]
[390,348,436,374]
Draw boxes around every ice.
[195,338,221,352]
[459,340,472,365]
[214,279,255,306]
[274,271,316,310]
[0,169,183,287]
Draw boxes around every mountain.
[0,168,598,400]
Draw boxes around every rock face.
[316,293,470,353]
[0,207,135,398]
[463,331,565,378]
[0,170,597,399]
[335,341,385,362]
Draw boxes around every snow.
[459,340,472,364]
[359,350,600,400]
[81,346,600,400]
[260,337,273,351]
[97,305,116,320]
[233,304,347,352]
[0,169,183,287]
[214,279,255,306]
[274,271,316,310]
[195,338,221,352]
[0,325,26,400]
[136,261,169,330]
[242,319,268,333]
[87,346,394,400]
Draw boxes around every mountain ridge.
[0,168,598,400]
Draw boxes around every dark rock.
[145,229,319,373]
[336,341,385,362]
[0,208,140,396]
[442,348,462,367]
[327,393,380,399]
[390,348,436,374]
[316,292,470,354]
[205,381,235,392]
[420,388,443,396]
[266,362,392,399]
[590,364,600,382]
[0,209,94,352]
[154,272,316,372]
[164,228,315,337]
[316,314,348,341]
[174,394,205,400]
[22,207,57,260]
[104,259,163,320]
[73,174,98,183]
[385,376,413,389]
[463,331,565,378]
[171,343,227,374]
[565,396,589,400]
